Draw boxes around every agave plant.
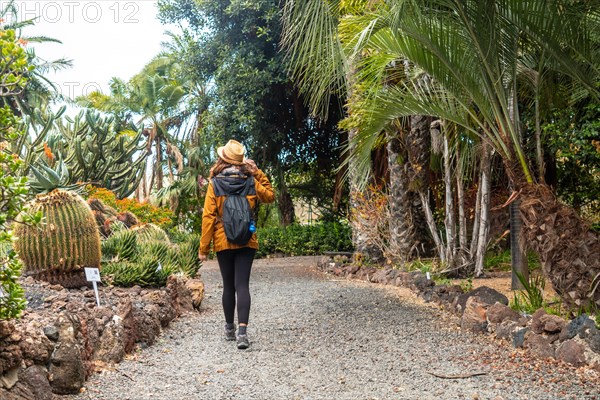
[100,232,201,287]
[28,158,83,194]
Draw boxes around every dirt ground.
[453,270,559,303]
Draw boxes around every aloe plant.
[131,223,170,243]
[100,233,201,287]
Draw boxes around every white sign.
[84,268,101,306]
[84,268,101,282]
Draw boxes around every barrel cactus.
[14,189,101,288]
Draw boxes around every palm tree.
[345,0,599,308]
[0,0,71,113]
[282,1,428,262]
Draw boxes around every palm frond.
[281,0,347,118]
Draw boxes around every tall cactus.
[14,190,101,288]
[50,110,148,198]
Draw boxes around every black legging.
[216,247,256,325]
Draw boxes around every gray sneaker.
[224,325,236,341]
[236,334,249,349]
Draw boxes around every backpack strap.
[211,176,256,197]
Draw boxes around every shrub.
[349,185,391,258]
[0,29,34,319]
[256,222,353,258]
[86,186,174,229]
[510,272,546,314]
[0,105,32,319]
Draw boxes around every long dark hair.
[209,158,252,178]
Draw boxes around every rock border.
[0,275,204,399]
[317,255,600,371]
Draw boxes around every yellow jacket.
[199,169,275,255]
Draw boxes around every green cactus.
[131,223,170,243]
[16,106,67,174]
[14,190,101,288]
[49,109,148,198]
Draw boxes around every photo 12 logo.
[0,1,141,24]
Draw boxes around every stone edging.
[317,255,600,372]
[0,275,204,399]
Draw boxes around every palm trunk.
[443,134,457,265]
[419,191,445,263]
[534,75,545,182]
[422,119,446,262]
[141,158,150,200]
[519,184,600,309]
[386,129,416,264]
[148,164,156,199]
[469,174,482,257]
[407,114,434,258]
[456,146,468,251]
[474,144,492,277]
[508,88,529,289]
[155,136,163,190]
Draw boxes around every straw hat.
[217,139,245,165]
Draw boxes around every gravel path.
[71,257,599,400]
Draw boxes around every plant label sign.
[84,268,101,306]
[84,268,101,282]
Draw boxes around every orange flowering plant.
[85,186,174,229]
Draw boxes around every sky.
[9,0,176,98]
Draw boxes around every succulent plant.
[176,235,201,278]
[14,190,101,288]
[131,223,170,244]
[100,234,201,287]
[88,198,121,237]
[101,229,138,262]
[101,255,175,287]
[141,241,174,264]
[49,110,148,198]
[28,158,84,194]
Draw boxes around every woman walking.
[199,140,275,349]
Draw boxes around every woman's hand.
[199,254,207,262]
[245,159,258,175]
